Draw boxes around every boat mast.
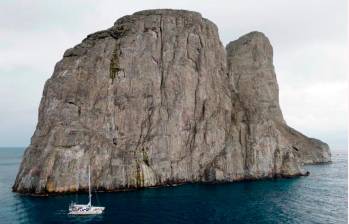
[88,165,91,206]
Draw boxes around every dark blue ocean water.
[0,147,347,224]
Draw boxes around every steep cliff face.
[226,31,330,167]
[13,9,330,194]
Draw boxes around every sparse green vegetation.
[109,46,121,82]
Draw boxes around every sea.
[0,147,347,224]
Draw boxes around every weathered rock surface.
[13,9,331,194]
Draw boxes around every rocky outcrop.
[13,9,330,194]
[225,32,330,173]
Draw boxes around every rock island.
[13,9,331,194]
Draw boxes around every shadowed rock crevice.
[13,9,330,195]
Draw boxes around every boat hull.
[69,205,105,215]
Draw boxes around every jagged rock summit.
[13,9,331,194]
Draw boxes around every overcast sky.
[0,0,347,150]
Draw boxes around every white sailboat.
[68,165,105,215]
